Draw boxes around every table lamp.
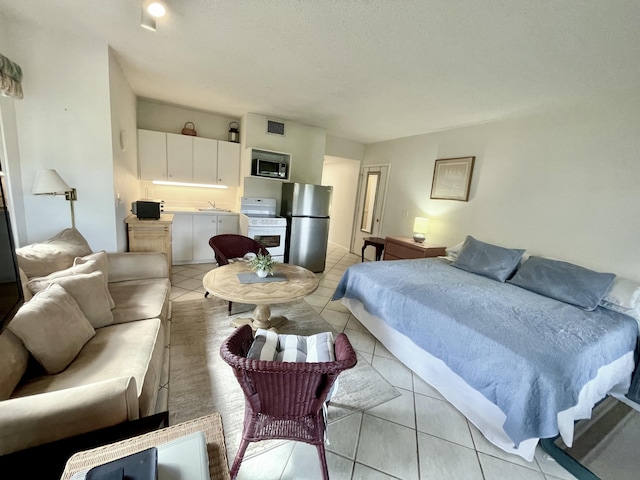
[413,217,429,243]
[32,169,77,229]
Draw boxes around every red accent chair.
[220,324,358,480]
[206,234,270,312]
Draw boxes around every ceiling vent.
[267,120,285,136]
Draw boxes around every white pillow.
[44,271,114,328]
[600,276,640,322]
[444,242,464,261]
[27,259,101,294]
[9,284,96,374]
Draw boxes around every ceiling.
[1,1,639,144]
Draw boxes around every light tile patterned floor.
[168,244,577,480]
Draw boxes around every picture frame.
[430,156,475,201]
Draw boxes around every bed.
[332,238,640,461]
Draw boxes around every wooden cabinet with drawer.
[383,236,446,260]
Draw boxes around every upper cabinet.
[138,130,168,181]
[138,129,240,187]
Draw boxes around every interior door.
[351,164,389,261]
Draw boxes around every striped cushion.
[248,329,335,363]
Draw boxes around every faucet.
[208,201,216,209]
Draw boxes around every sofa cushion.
[15,228,92,278]
[0,329,29,400]
[42,271,114,328]
[109,278,171,324]
[12,318,164,417]
[9,284,96,374]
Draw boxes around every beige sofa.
[0,229,171,456]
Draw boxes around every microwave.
[131,200,162,219]
[252,158,288,179]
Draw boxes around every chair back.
[220,325,357,417]
[208,234,269,266]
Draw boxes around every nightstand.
[383,236,446,260]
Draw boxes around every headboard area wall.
[363,97,640,282]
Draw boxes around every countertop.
[163,206,238,216]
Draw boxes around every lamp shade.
[32,169,71,195]
[413,217,430,234]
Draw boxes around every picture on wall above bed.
[430,156,475,201]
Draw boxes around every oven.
[242,223,286,262]
[239,197,287,263]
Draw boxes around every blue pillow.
[508,256,616,311]
[451,236,525,282]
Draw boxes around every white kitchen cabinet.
[166,133,193,182]
[138,129,240,187]
[192,215,218,262]
[138,129,167,181]
[171,213,239,264]
[217,141,241,186]
[193,137,218,184]
[171,214,194,263]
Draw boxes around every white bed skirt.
[342,297,634,462]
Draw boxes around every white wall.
[365,98,640,281]
[6,19,117,250]
[322,157,360,249]
[109,49,138,252]
[137,99,238,141]
[325,135,365,161]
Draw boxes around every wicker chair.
[220,324,358,480]
[206,234,270,311]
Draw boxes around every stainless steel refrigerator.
[281,183,332,273]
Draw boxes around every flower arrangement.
[248,252,277,277]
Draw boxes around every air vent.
[267,120,285,136]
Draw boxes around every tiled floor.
[168,244,578,480]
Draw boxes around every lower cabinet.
[171,213,239,264]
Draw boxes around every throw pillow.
[9,283,96,374]
[508,256,616,311]
[27,259,101,294]
[452,235,525,282]
[45,271,114,328]
[15,228,92,278]
[74,251,115,309]
[0,329,30,400]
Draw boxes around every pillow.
[599,276,640,321]
[44,271,114,328]
[444,241,464,262]
[9,284,96,374]
[452,236,525,282]
[74,250,109,283]
[15,228,92,278]
[27,259,101,294]
[0,329,30,400]
[248,329,335,363]
[508,256,616,311]
[74,251,115,309]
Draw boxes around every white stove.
[239,197,287,262]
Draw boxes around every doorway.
[351,164,390,261]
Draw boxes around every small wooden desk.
[362,236,385,262]
[202,262,319,331]
[383,236,446,260]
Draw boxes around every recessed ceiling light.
[147,2,166,18]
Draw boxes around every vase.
[256,269,268,278]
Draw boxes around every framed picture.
[430,156,475,201]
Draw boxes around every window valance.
[0,53,23,99]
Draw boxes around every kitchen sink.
[198,207,231,212]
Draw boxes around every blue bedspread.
[333,258,638,445]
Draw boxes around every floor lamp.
[32,169,77,229]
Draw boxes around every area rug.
[168,297,400,460]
